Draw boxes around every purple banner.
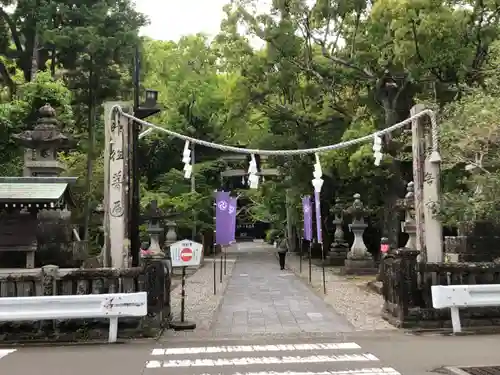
[215,191,232,245]
[302,196,312,241]
[228,196,237,243]
[314,191,322,243]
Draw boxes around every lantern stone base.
[343,258,377,275]
[327,246,349,266]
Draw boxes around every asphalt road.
[2,332,500,375]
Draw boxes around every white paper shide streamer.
[312,153,324,192]
[182,140,192,179]
[248,154,259,189]
[372,134,383,166]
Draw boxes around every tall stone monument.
[103,102,131,268]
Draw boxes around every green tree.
[140,36,241,235]
[0,71,73,176]
[439,41,500,227]
[216,0,500,246]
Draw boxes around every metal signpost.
[220,250,223,283]
[213,191,217,295]
[308,241,312,283]
[299,237,303,273]
[169,239,203,330]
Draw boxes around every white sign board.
[100,292,147,316]
[170,239,203,267]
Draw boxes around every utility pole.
[130,45,141,267]
[131,43,161,266]
[191,143,196,240]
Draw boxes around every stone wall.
[0,262,170,342]
[381,249,500,330]
[444,221,500,262]
[444,235,500,262]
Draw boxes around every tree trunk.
[382,100,403,249]
[285,188,297,252]
[50,48,56,77]
[30,31,38,81]
[83,60,95,240]
[383,164,402,249]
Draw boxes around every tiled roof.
[0,183,68,202]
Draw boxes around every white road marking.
[151,342,361,356]
[201,369,401,375]
[0,349,16,360]
[307,313,324,320]
[145,353,379,368]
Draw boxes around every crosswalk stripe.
[152,343,361,355]
[145,353,379,368]
[144,341,402,374]
[0,349,16,360]
[199,370,401,375]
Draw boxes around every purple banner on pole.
[314,191,322,243]
[302,196,312,241]
[215,191,232,245]
[228,196,237,243]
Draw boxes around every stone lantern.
[2,103,78,268]
[94,202,106,265]
[164,219,178,247]
[143,200,165,258]
[399,182,417,250]
[13,103,73,177]
[344,193,374,273]
[327,198,349,266]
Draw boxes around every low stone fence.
[0,259,171,342]
[381,248,500,329]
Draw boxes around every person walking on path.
[277,237,288,270]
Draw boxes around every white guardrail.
[0,292,147,343]
[431,284,500,333]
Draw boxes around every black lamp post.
[130,45,161,267]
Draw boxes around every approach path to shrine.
[211,245,353,335]
[1,242,500,374]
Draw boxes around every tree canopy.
[1,0,499,252]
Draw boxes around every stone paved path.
[213,245,354,335]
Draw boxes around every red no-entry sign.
[180,248,193,262]
[170,240,203,268]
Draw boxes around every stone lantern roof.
[12,103,73,149]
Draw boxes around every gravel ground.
[285,252,395,331]
[164,254,237,338]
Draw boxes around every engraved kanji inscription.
[424,171,434,185]
[110,120,123,134]
[111,171,123,190]
[110,147,124,161]
[111,200,124,217]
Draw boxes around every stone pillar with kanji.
[103,102,131,268]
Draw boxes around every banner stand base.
[170,321,197,331]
